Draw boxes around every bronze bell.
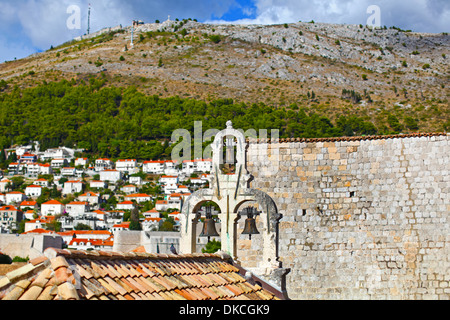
[241,207,260,240]
[199,206,219,241]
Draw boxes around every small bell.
[241,207,260,240]
[199,206,219,241]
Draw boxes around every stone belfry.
[180,121,289,290]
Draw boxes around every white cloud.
[209,0,450,32]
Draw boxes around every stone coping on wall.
[246,132,448,144]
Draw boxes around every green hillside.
[0,77,392,162]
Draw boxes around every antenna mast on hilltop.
[87,3,91,35]
[130,20,134,48]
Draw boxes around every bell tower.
[180,121,289,291]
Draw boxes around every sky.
[0,0,449,63]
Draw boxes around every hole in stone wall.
[302,209,307,216]
[350,191,355,198]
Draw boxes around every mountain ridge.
[0,20,448,133]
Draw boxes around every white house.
[78,192,100,206]
[67,237,113,251]
[23,210,36,220]
[121,184,137,194]
[20,200,38,211]
[51,158,68,169]
[24,216,55,233]
[61,167,76,177]
[160,175,178,185]
[110,222,130,234]
[155,200,168,211]
[182,160,195,175]
[124,193,151,204]
[95,158,114,171]
[190,177,207,185]
[143,209,160,219]
[38,163,53,175]
[163,160,178,175]
[176,185,190,194]
[129,176,142,186]
[168,211,181,220]
[143,160,165,174]
[65,201,90,217]
[75,158,88,167]
[116,201,135,210]
[164,182,178,195]
[40,147,74,161]
[25,163,41,177]
[0,178,12,192]
[33,178,50,187]
[18,153,37,164]
[5,191,27,205]
[167,193,183,211]
[195,158,212,173]
[89,180,106,189]
[182,158,212,175]
[8,162,21,174]
[142,218,162,232]
[100,169,122,183]
[63,180,83,195]
[25,185,43,198]
[41,200,65,216]
[115,159,138,172]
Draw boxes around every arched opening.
[220,135,237,174]
[233,200,265,269]
[191,200,222,253]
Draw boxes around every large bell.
[199,206,219,241]
[241,207,260,240]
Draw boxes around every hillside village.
[0,143,212,252]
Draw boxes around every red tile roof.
[118,201,134,205]
[0,206,18,211]
[0,248,281,300]
[67,201,89,206]
[42,200,63,205]
[20,201,37,206]
[22,228,55,235]
[248,132,448,144]
[125,193,150,197]
[57,230,112,237]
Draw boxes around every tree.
[129,207,142,230]
[209,35,222,43]
[387,114,403,133]
[74,223,91,230]
[202,239,221,253]
[180,28,188,37]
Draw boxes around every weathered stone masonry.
[245,133,449,300]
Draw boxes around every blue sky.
[0,0,449,63]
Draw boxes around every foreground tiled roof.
[0,248,280,300]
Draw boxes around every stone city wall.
[0,234,63,260]
[244,133,449,300]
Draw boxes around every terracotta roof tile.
[248,132,447,144]
[0,248,281,300]
[37,285,58,300]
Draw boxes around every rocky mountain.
[0,19,448,132]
